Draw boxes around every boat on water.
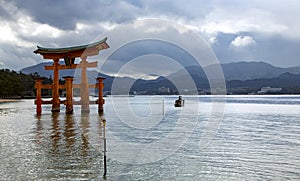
[174,96,184,107]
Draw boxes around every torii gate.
[33,38,109,114]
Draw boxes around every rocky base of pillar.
[51,108,60,112]
[98,107,104,115]
[66,108,73,114]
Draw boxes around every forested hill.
[0,69,51,98]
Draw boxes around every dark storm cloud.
[102,39,198,73]
[13,0,141,30]
[124,0,144,8]
[0,4,12,20]
[14,0,82,30]
[13,0,212,31]
[1,0,300,71]
[142,0,212,19]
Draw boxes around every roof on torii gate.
[34,37,109,59]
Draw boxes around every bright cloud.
[199,7,288,36]
[0,24,16,42]
[231,36,256,47]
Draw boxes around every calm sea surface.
[0,95,299,180]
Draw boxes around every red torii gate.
[33,38,109,115]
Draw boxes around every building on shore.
[257,87,282,94]
[158,87,170,93]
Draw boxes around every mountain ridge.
[20,61,300,94]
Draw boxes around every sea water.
[0,95,299,180]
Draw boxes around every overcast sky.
[0,0,299,75]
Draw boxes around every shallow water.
[0,95,299,180]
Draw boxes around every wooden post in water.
[64,76,74,114]
[34,77,43,115]
[102,117,107,178]
[97,77,106,115]
[52,59,60,112]
[80,56,90,113]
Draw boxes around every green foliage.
[0,69,52,97]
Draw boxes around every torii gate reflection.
[35,113,107,177]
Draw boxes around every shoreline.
[0,99,21,103]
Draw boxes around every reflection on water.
[80,113,90,156]
[38,112,106,180]
[0,103,105,180]
[0,96,299,180]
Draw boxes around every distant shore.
[0,99,21,103]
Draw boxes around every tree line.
[0,69,53,98]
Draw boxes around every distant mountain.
[21,61,55,78]
[21,61,300,94]
[227,72,300,89]
[220,61,300,81]
[22,61,300,82]
[181,61,300,81]
[21,61,87,80]
[168,62,300,81]
[20,61,114,90]
[140,61,300,92]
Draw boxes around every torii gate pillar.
[52,59,60,112]
[64,76,74,114]
[80,56,90,113]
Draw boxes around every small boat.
[174,96,184,107]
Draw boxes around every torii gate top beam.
[33,37,109,60]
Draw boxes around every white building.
[258,87,282,94]
[158,87,170,93]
